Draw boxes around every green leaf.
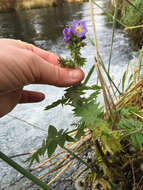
[28,156,36,168]
[118,105,140,119]
[74,101,104,127]
[126,81,134,91]
[57,136,66,148]
[118,118,143,150]
[45,98,67,110]
[65,134,75,142]
[38,140,47,156]
[131,132,143,150]
[122,70,127,92]
[75,122,85,140]
[128,73,133,84]
[35,153,40,163]
[48,125,57,138]
[47,140,57,158]
[45,99,62,110]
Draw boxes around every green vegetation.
[106,0,143,49]
[0,0,143,189]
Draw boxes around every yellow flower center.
[75,25,82,34]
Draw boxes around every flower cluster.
[59,20,88,68]
[63,20,88,43]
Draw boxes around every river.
[0,1,135,189]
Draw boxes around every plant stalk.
[63,146,93,171]
[108,0,119,74]
[0,151,52,190]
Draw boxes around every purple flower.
[63,27,72,43]
[71,20,88,38]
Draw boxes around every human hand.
[0,39,84,117]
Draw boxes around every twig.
[130,159,136,190]
[125,25,143,30]
[47,159,74,185]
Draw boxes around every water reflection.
[0,3,83,44]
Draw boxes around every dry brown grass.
[0,0,85,12]
[16,0,56,10]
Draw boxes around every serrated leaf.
[118,118,143,131]
[45,98,67,110]
[47,140,57,157]
[45,99,62,110]
[75,122,85,140]
[131,132,143,150]
[48,125,57,138]
[74,101,104,127]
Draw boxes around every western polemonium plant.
[59,20,88,68]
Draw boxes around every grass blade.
[0,151,52,190]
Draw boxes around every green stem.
[87,24,121,95]
[92,0,126,28]
[0,151,52,190]
[83,64,95,85]
[99,55,121,95]
[108,0,119,74]
[63,146,93,171]
[138,48,143,80]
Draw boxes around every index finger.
[16,40,59,65]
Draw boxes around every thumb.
[32,54,85,87]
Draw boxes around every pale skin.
[0,39,84,118]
